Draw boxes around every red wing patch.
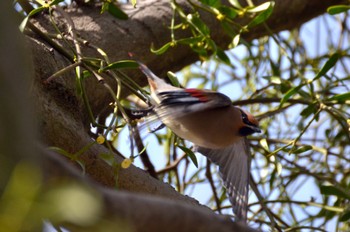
[185,88,209,102]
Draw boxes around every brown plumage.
[137,61,260,222]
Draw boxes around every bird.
[135,60,261,222]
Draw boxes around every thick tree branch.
[29,0,347,117]
[43,149,257,232]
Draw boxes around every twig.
[205,160,222,214]
[233,97,312,106]
[45,61,82,83]
[54,6,82,61]
[256,103,295,120]
[249,174,282,232]
[157,153,187,175]
[26,21,74,62]
[133,126,158,179]
[172,141,182,192]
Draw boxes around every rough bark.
[31,0,348,118]
[44,149,257,232]
[4,0,346,231]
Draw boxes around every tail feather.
[136,61,159,81]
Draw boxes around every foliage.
[11,0,350,231]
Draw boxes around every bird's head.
[237,109,261,136]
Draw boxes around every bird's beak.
[253,126,262,133]
[238,125,262,137]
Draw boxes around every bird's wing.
[197,138,251,222]
[155,89,232,119]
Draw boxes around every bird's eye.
[240,110,253,126]
[238,109,261,136]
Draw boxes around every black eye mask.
[238,110,260,136]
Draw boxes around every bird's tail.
[128,53,159,81]
[136,61,160,81]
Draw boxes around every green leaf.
[19,6,46,32]
[293,145,313,154]
[327,5,350,15]
[270,76,282,85]
[82,70,92,80]
[100,60,138,71]
[313,53,340,80]
[177,37,203,45]
[248,1,274,28]
[269,60,281,76]
[230,34,240,48]
[340,208,350,222]
[218,6,238,19]
[280,84,303,106]
[280,80,292,93]
[73,141,96,159]
[327,92,350,102]
[199,0,221,7]
[259,138,270,152]
[300,103,318,118]
[275,161,282,176]
[205,38,217,51]
[19,16,30,33]
[101,2,108,13]
[228,0,242,9]
[19,0,64,32]
[49,146,73,159]
[320,185,350,200]
[269,167,276,190]
[178,145,198,168]
[102,2,128,20]
[298,89,312,100]
[221,21,237,38]
[100,153,116,166]
[247,1,273,13]
[28,5,46,16]
[167,71,181,87]
[151,42,172,55]
[186,14,210,36]
[76,160,86,174]
[96,48,107,58]
[216,48,230,65]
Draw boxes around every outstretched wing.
[155,89,232,120]
[197,138,251,222]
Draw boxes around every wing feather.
[197,138,251,222]
[155,89,232,120]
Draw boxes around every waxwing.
[137,61,261,222]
